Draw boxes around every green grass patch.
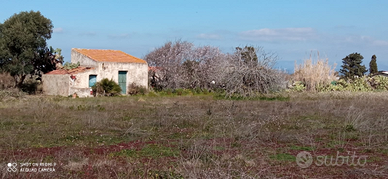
[381,149,388,156]
[289,145,315,151]
[213,146,225,151]
[111,144,180,158]
[214,93,290,101]
[269,153,296,161]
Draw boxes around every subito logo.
[296,151,313,168]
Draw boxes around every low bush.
[127,83,147,95]
[317,76,388,92]
[172,88,192,96]
[0,88,24,101]
[147,91,159,97]
[292,81,306,92]
[369,76,388,90]
[347,77,373,91]
[92,78,121,96]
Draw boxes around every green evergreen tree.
[339,53,367,80]
[369,55,378,75]
[0,11,61,87]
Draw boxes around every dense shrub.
[348,77,373,91]
[1,73,42,94]
[0,73,15,89]
[317,76,388,92]
[0,88,24,101]
[127,83,147,95]
[369,76,388,90]
[292,81,306,92]
[92,78,121,96]
[20,76,42,94]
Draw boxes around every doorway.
[118,71,127,94]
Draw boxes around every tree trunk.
[17,75,26,88]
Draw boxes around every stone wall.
[71,49,98,67]
[42,74,69,96]
[42,73,93,97]
[69,87,92,98]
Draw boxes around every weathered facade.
[42,48,148,97]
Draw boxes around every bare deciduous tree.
[145,40,192,90]
[144,40,224,90]
[144,41,286,97]
[221,46,285,97]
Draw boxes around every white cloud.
[240,27,316,42]
[196,33,221,40]
[53,27,64,33]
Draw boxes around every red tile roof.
[73,48,147,63]
[45,67,94,75]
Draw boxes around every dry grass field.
[1,92,388,178]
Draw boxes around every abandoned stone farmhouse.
[42,48,148,97]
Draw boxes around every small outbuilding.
[42,48,148,97]
[378,71,388,77]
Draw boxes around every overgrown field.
[1,92,388,178]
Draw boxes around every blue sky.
[1,0,387,72]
